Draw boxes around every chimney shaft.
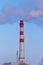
[19,20,24,62]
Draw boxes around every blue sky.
[0,0,43,65]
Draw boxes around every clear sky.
[0,0,43,65]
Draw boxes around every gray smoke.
[39,58,43,65]
[0,4,43,25]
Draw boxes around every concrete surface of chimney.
[19,20,24,63]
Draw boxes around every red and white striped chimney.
[19,20,25,62]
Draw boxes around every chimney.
[19,20,25,63]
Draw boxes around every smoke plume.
[0,4,43,25]
[39,57,43,65]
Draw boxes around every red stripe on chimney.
[20,39,24,42]
[20,31,24,35]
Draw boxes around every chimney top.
[20,20,23,23]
